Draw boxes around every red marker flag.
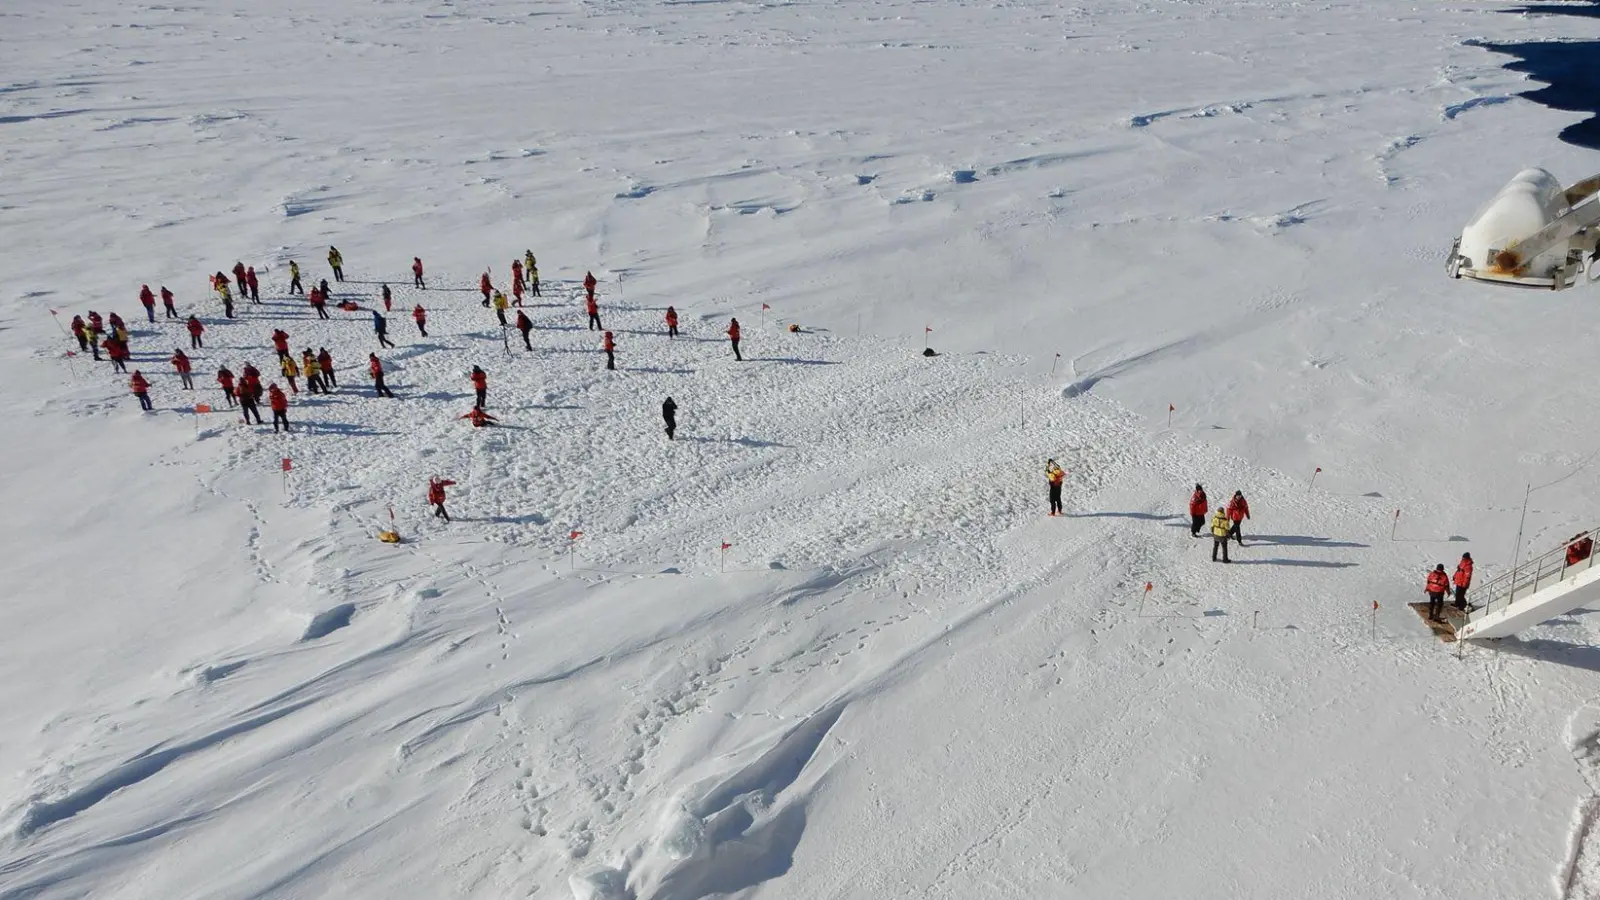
[1144,582,1153,592]
[1373,600,1379,610]
[1169,404,1175,412]
[720,542,732,551]
[1315,466,1323,473]
[569,530,583,540]
[925,326,933,333]
[281,457,292,472]
[761,303,771,311]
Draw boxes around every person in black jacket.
[663,396,678,440]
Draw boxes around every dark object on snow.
[922,347,938,357]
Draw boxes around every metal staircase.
[1457,527,1600,640]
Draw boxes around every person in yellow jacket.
[1210,507,1232,563]
[492,290,510,326]
[1045,459,1065,516]
[301,349,324,394]
[280,353,300,394]
[327,246,345,282]
[289,260,303,295]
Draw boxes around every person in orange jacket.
[665,305,679,338]
[412,304,427,337]
[428,477,457,521]
[1226,491,1250,545]
[129,370,152,411]
[412,256,425,289]
[139,285,156,322]
[1424,564,1450,622]
[727,317,742,361]
[471,365,488,408]
[216,365,236,407]
[1453,552,1473,611]
[368,353,395,398]
[515,310,533,351]
[171,348,194,389]
[1045,459,1065,516]
[586,294,602,330]
[602,331,616,370]
[461,408,498,427]
[1188,483,1209,537]
[267,383,290,432]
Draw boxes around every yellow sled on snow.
[378,530,402,544]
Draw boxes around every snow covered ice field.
[6,0,1600,896]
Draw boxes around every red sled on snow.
[339,301,360,312]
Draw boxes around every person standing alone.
[428,477,457,522]
[1045,459,1066,516]
[663,396,677,440]
[727,317,742,360]
[471,366,488,409]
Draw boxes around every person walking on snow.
[301,350,323,394]
[108,312,127,341]
[525,251,536,284]
[130,370,153,411]
[280,354,300,394]
[161,286,177,318]
[586,294,602,331]
[480,271,493,306]
[1453,552,1473,611]
[171,349,194,389]
[528,261,540,297]
[1210,508,1232,562]
[140,285,156,322]
[87,311,104,337]
[216,365,236,407]
[70,315,88,352]
[1188,484,1208,537]
[511,272,524,306]
[471,365,488,409]
[214,274,235,318]
[381,284,392,312]
[239,373,263,424]
[516,310,533,351]
[82,319,100,359]
[412,304,428,337]
[319,278,332,299]
[317,348,335,388]
[1046,459,1065,516]
[369,353,395,398]
[412,257,425,289]
[428,477,457,521]
[583,271,597,300]
[1227,491,1250,545]
[104,334,130,373]
[268,384,290,432]
[271,329,291,360]
[246,266,259,302]
[511,258,524,291]
[492,290,509,326]
[665,305,679,338]
[727,317,742,361]
[663,396,677,440]
[232,262,247,296]
[328,246,344,282]
[289,260,303,295]
[309,285,329,319]
[1425,564,1450,622]
[187,315,205,349]
[462,408,498,427]
[373,310,395,348]
[602,331,616,370]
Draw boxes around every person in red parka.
[727,317,742,361]
[511,258,524,291]
[104,334,130,373]
[171,348,194,389]
[161,286,177,318]
[267,383,290,432]
[1424,564,1450,622]
[271,329,290,359]
[412,304,427,337]
[428,477,457,521]
[317,348,335,388]
[480,271,493,305]
[232,262,247,295]
[239,371,263,424]
[412,257,425,289]
[602,331,615,370]
[217,365,236,407]
[309,286,329,319]
[246,266,260,302]
[583,271,597,300]
[586,294,601,331]
[1453,552,1473,611]
[470,365,488,409]
[665,305,679,338]
[1188,484,1208,537]
[129,370,152,411]
[462,408,498,427]
[139,285,156,322]
[515,310,533,351]
[511,272,524,306]
[369,353,395,398]
[187,315,205,349]
[1226,491,1250,545]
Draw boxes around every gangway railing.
[1463,526,1600,628]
